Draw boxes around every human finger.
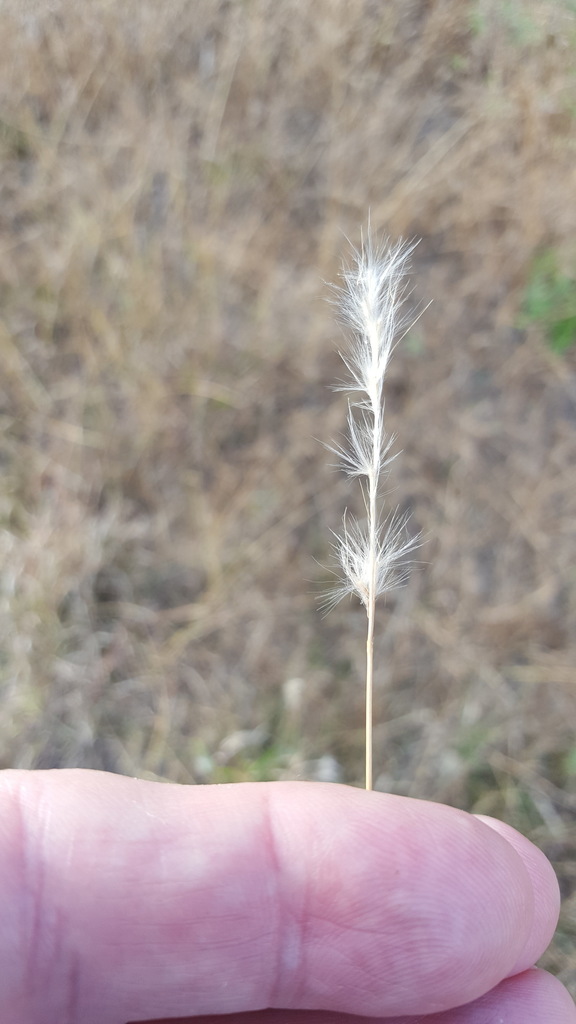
[145,967,575,1024]
[474,815,563,974]
[0,771,561,1024]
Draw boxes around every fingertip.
[427,969,576,1024]
[266,784,544,1015]
[474,816,561,974]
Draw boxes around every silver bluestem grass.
[324,233,422,791]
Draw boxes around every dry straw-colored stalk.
[324,233,422,791]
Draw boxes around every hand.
[0,771,573,1024]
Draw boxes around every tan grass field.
[0,0,575,992]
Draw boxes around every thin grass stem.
[365,593,375,791]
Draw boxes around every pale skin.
[0,771,574,1024]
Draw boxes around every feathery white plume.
[324,232,422,789]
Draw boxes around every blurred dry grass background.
[0,0,575,993]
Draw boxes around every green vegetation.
[521,251,576,354]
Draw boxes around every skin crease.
[0,771,573,1024]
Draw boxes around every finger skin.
[0,771,561,1024]
[474,815,563,974]
[392,968,576,1024]
[139,968,576,1024]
